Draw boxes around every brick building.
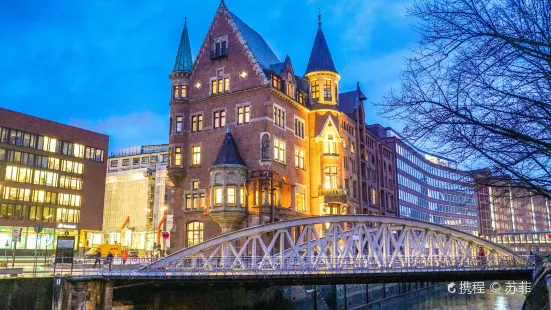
[166,3,397,250]
[0,107,108,252]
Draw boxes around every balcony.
[320,188,347,204]
[210,48,229,60]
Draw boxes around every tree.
[380,0,551,199]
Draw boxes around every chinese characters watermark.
[447,281,531,295]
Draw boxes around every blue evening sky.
[1,0,418,152]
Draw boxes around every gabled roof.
[172,19,193,73]
[229,12,280,70]
[339,82,367,118]
[213,128,247,167]
[306,28,337,74]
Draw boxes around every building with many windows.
[476,174,551,254]
[102,145,170,254]
[368,125,480,235]
[0,107,108,253]
[166,3,397,250]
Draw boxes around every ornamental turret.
[304,10,340,106]
[208,126,248,234]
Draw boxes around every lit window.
[294,118,305,139]
[227,187,236,205]
[296,186,306,212]
[176,116,183,133]
[42,137,57,153]
[48,158,60,170]
[191,114,203,132]
[181,85,187,98]
[186,221,203,247]
[211,71,229,95]
[240,187,245,205]
[311,80,319,99]
[213,110,226,129]
[324,166,338,189]
[273,106,285,129]
[192,181,199,190]
[73,144,85,158]
[214,187,222,205]
[323,134,338,154]
[237,106,250,124]
[173,85,179,98]
[323,80,332,101]
[192,146,201,165]
[287,81,296,99]
[174,147,182,166]
[272,75,281,90]
[295,148,305,170]
[274,138,286,163]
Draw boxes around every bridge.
[69,216,533,284]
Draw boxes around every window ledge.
[274,160,287,166]
[323,153,340,157]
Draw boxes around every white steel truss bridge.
[77,216,534,284]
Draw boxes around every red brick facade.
[167,3,397,250]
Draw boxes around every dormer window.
[298,92,307,105]
[286,73,296,99]
[211,36,229,60]
[323,80,332,101]
[272,75,281,90]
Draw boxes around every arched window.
[186,221,203,247]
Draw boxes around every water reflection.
[376,283,525,310]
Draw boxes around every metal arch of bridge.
[144,215,527,273]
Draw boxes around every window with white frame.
[176,116,183,133]
[237,105,250,124]
[294,117,305,139]
[273,106,285,129]
[324,166,338,189]
[295,186,306,212]
[211,69,230,95]
[323,134,338,154]
[295,147,305,170]
[274,138,286,163]
[192,146,201,165]
[191,114,203,132]
[213,110,226,129]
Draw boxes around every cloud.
[68,112,168,152]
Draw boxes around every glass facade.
[393,140,479,234]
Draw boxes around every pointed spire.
[318,8,322,29]
[305,20,337,74]
[172,18,193,74]
[213,130,247,167]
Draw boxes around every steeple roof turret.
[172,18,193,74]
[305,11,337,74]
[213,126,247,167]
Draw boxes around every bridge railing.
[42,255,533,278]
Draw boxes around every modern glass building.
[102,145,170,253]
[368,125,479,235]
[0,107,108,253]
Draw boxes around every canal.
[111,281,527,310]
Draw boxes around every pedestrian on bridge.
[106,252,114,271]
[93,249,101,268]
[121,250,129,265]
[477,247,486,266]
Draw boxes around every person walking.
[106,252,114,271]
[93,249,101,268]
[477,247,486,266]
[121,250,129,265]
